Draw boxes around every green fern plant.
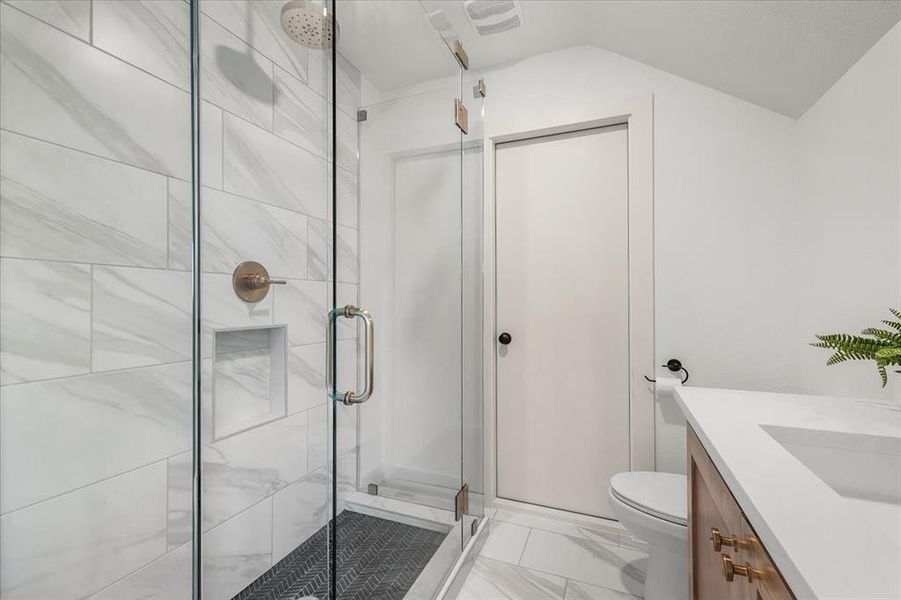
[811,308,901,387]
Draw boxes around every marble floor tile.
[92,0,190,90]
[0,462,168,599]
[564,580,642,600]
[519,529,646,597]
[0,258,91,385]
[0,130,168,267]
[492,508,626,548]
[92,266,192,371]
[480,522,531,565]
[458,557,566,600]
[0,5,191,180]
[5,0,90,41]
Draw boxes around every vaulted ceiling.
[338,0,901,117]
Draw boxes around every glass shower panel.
[0,1,194,598]
[339,78,465,600]
[462,69,486,549]
[195,1,331,598]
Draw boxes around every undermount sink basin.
[761,425,901,506]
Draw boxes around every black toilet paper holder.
[644,358,689,384]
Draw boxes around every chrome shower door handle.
[326,305,375,405]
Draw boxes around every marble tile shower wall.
[0,2,361,599]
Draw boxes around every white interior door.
[495,125,630,518]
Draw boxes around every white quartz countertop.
[674,387,901,600]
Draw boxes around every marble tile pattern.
[459,510,648,600]
[0,4,191,179]
[0,130,169,267]
[167,411,307,541]
[201,0,309,83]
[0,362,192,514]
[200,14,274,129]
[0,463,168,599]
[459,558,567,600]
[223,112,327,219]
[89,542,192,600]
[5,0,91,41]
[91,266,192,371]
[0,258,91,385]
[0,1,361,598]
[274,65,327,158]
[273,279,327,346]
[92,0,191,90]
[287,344,327,414]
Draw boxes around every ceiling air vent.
[463,0,524,36]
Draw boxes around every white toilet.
[609,472,688,600]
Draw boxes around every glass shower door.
[328,2,471,597]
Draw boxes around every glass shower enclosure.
[0,1,482,599]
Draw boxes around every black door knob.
[498,332,512,345]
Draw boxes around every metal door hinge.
[454,99,469,134]
[473,79,486,98]
[471,518,479,537]
[455,483,469,521]
[452,40,469,70]
[357,109,368,122]
[367,483,378,495]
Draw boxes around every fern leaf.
[890,308,901,321]
[862,328,901,343]
[878,363,888,387]
[875,347,901,365]
[883,319,901,332]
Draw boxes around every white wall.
[481,45,800,473]
[795,22,901,404]
[480,25,901,473]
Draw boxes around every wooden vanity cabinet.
[688,427,794,600]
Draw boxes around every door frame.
[481,94,655,509]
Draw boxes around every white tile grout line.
[516,527,532,565]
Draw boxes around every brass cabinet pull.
[722,554,765,583]
[710,527,741,552]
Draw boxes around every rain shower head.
[281,0,335,49]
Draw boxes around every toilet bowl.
[609,472,688,600]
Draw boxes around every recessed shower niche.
[212,325,287,440]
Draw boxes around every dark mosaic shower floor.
[232,511,446,600]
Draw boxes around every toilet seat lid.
[609,472,687,526]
